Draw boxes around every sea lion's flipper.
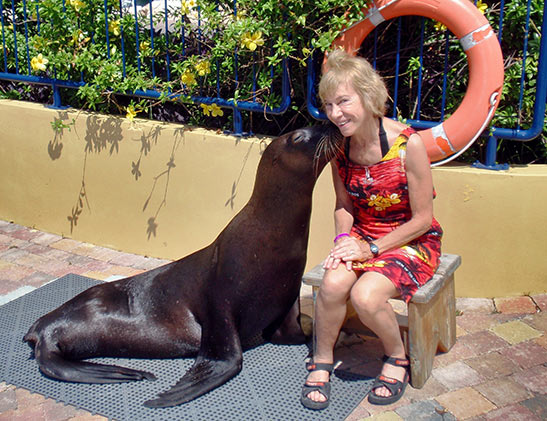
[144,313,243,408]
[34,341,156,383]
[143,356,242,407]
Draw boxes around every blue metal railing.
[307,1,547,167]
[0,0,291,134]
[1,0,546,164]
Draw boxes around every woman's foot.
[368,356,409,405]
[301,362,333,410]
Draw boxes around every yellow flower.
[181,69,197,86]
[30,54,49,71]
[200,103,223,117]
[210,103,223,117]
[126,105,138,122]
[434,21,447,32]
[181,0,195,15]
[241,31,264,51]
[109,19,121,36]
[69,0,85,12]
[476,0,487,14]
[200,103,211,116]
[194,60,211,77]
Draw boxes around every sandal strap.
[382,355,410,368]
[371,373,407,395]
[306,362,334,374]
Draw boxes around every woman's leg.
[304,266,358,403]
[350,272,407,398]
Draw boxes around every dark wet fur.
[23,124,343,408]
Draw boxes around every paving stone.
[0,405,45,421]
[499,340,547,369]
[465,351,518,380]
[356,395,412,417]
[0,279,21,297]
[512,365,547,394]
[107,252,155,269]
[435,387,496,420]
[0,388,17,412]
[20,272,55,288]
[456,313,518,334]
[520,393,547,420]
[30,232,63,246]
[432,361,482,390]
[474,377,532,407]
[0,233,13,245]
[490,320,542,345]
[364,410,403,420]
[14,388,46,409]
[41,399,81,421]
[522,312,547,332]
[494,296,537,314]
[456,298,495,314]
[345,401,372,420]
[101,265,144,277]
[395,399,456,420]
[456,331,510,355]
[531,294,547,312]
[404,376,448,401]
[433,341,477,368]
[0,222,22,233]
[69,414,108,421]
[534,334,547,349]
[0,247,31,263]
[49,238,84,253]
[483,403,541,420]
[10,228,42,242]
[0,264,35,284]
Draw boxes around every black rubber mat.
[0,274,373,420]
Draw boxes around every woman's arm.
[324,162,355,270]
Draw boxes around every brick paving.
[0,220,545,420]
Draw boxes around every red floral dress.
[335,128,443,302]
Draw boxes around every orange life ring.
[328,0,504,165]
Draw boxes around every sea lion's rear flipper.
[33,339,156,383]
[144,315,243,408]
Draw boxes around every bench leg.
[407,274,456,388]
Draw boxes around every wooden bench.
[302,253,461,388]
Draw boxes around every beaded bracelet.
[333,233,350,243]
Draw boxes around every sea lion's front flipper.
[143,356,242,408]
[144,315,243,408]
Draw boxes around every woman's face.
[323,80,368,138]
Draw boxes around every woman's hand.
[323,236,371,271]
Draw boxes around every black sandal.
[368,355,410,406]
[301,362,334,410]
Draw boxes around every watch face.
[370,243,379,256]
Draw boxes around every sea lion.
[23,123,342,408]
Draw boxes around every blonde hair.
[319,49,388,118]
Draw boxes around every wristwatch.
[369,242,379,257]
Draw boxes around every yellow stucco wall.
[0,100,545,297]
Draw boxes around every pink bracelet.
[333,233,350,243]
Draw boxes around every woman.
[301,49,442,410]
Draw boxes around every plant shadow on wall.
[48,111,75,160]
[64,114,125,232]
[139,126,186,240]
